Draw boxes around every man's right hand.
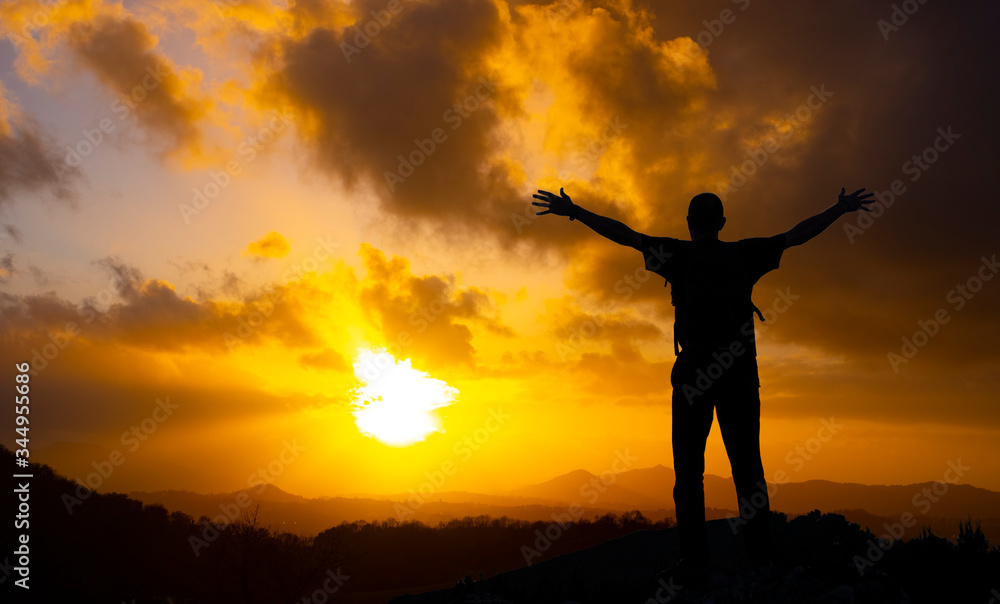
[531,187,642,248]
[532,188,579,220]
[837,187,876,212]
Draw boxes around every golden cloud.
[0,0,213,164]
[244,231,291,259]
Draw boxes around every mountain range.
[34,440,999,541]
[119,462,1000,543]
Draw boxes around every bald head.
[686,193,726,240]
[687,193,725,229]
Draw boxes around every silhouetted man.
[532,186,874,575]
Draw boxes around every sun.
[348,347,458,447]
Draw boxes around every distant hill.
[510,464,737,509]
[510,466,1000,518]
[767,478,1000,520]
[507,467,663,507]
[137,483,307,506]
[512,465,1000,542]
[124,465,1000,544]
[506,465,1000,542]
[130,487,673,537]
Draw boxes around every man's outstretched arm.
[783,187,875,248]
[532,188,643,249]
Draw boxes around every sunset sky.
[1,0,998,499]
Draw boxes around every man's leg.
[715,361,772,561]
[671,353,716,563]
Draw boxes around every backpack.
[670,241,764,356]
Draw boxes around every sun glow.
[348,347,458,447]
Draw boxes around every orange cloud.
[244,231,291,259]
[64,12,211,162]
[356,243,513,369]
[0,0,213,164]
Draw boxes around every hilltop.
[391,512,999,604]
[2,445,997,603]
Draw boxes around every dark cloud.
[246,0,740,277]
[28,265,49,287]
[554,0,1000,374]
[548,294,664,345]
[264,0,514,228]
[2,223,23,243]
[166,260,247,302]
[755,355,1000,428]
[0,252,14,283]
[0,257,321,355]
[552,299,674,406]
[0,86,81,206]
[65,13,209,157]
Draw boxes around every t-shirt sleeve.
[738,234,786,283]
[639,234,679,281]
